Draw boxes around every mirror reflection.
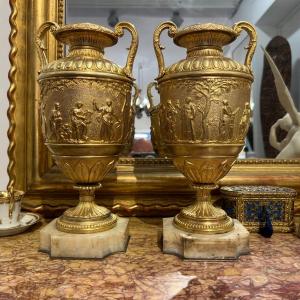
[66,0,300,159]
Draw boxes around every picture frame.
[9,0,300,217]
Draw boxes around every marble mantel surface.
[0,217,300,299]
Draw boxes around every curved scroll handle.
[153,21,178,79]
[147,81,158,110]
[36,21,60,69]
[232,21,257,73]
[115,22,138,79]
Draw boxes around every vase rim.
[53,22,118,49]
[174,23,237,48]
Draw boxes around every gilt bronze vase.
[36,22,138,233]
[153,22,256,233]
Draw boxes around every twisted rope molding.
[7,0,18,216]
[57,0,64,58]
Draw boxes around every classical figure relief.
[220,99,240,141]
[183,97,197,140]
[163,99,180,141]
[49,101,92,143]
[49,102,63,140]
[162,79,246,143]
[43,78,131,144]
[47,96,127,144]
[71,102,93,142]
[205,99,221,141]
[93,99,120,141]
[60,124,73,141]
[125,101,136,145]
[238,102,251,141]
[191,79,240,142]
[40,102,48,139]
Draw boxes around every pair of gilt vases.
[36,21,256,235]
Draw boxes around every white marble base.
[40,217,129,259]
[163,217,249,260]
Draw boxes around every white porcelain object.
[0,212,40,237]
[0,190,23,229]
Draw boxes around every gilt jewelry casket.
[221,185,296,232]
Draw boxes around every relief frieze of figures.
[160,78,251,144]
[40,79,132,144]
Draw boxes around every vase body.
[150,105,169,157]
[37,22,138,233]
[153,22,256,233]
[147,82,170,157]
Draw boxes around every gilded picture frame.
[8,0,300,217]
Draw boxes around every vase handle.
[153,21,178,79]
[132,83,139,107]
[232,21,257,72]
[147,82,158,109]
[115,22,138,79]
[36,21,60,69]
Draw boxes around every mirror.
[66,0,300,159]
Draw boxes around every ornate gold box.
[220,186,296,232]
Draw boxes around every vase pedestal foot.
[40,217,129,259]
[163,217,249,260]
[56,184,118,234]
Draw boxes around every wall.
[230,0,300,157]
[289,29,300,110]
[0,1,10,189]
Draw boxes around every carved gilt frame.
[9,0,300,217]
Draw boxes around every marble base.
[40,217,129,259]
[163,217,249,260]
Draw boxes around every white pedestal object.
[40,217,129,259]
[163,217,249,260]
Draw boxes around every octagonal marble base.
[163,217,249,260]
[40,217,129,259]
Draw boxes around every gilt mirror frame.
[9,0,300,217]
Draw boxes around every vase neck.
[67,45,104,59]
[53,23,118,59]
[187,45,223,58]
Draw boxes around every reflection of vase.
[147,82,169,157]
[153,22,256,233]
[37,22,138,233]
[121,83,139,156]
